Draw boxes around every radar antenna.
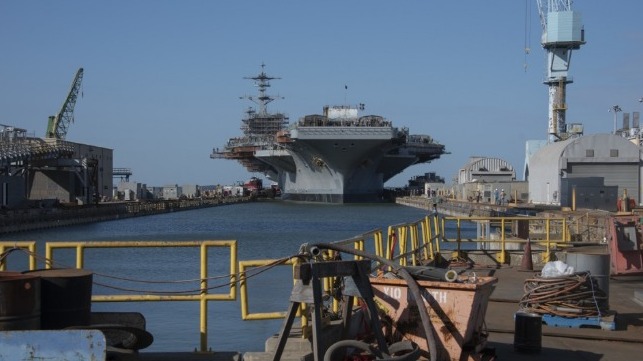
[241,63,284,115]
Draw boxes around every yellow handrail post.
[76,245,84,269]
[374,230,383,258]
[386,225,394,262]
[496,218,507,264]
[200,243,208,352]
[45,243,53,268]
[398,226,407,266]
[424,216,434,260]
[410,224,419,265]
[436,217,443,254]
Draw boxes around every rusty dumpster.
[370,274,497,361]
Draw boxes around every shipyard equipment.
[535,0,585,142]
[45,68,84,140]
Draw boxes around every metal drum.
[23,268,93,329]
[514,311,542,354]
[0,272,41,330]
[565,247,610,309]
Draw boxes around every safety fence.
[0,214,579,351]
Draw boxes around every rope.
[2,246,303,295]
[519,271,608,317]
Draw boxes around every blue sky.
[1,1,642,187]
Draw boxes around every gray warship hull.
[255,121,445,203]
[211,67,446,203]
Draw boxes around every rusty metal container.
[370,274,497,361]
[23,268,93,329]
[0,271,41,330]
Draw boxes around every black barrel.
[0,271,41,330]
[23,268,93,329]
[514,311,542,354]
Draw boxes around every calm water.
[1,201,470,353]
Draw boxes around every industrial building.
[0,125,113,207]
[527,133,641,211]
[1,68,114,207]
[28,140,113,204]
[454,156,528,204]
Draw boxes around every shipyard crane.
[535,0,585,142]
[45,67,84,140]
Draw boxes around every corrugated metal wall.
[564,163,639,211]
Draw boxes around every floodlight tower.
[536,0,585,142]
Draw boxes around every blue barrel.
[23,268,93,329]
[514,311,542,354]
[0,272,41,330]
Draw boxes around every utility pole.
[610,105,622,134]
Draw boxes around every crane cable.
[524,0,532,72]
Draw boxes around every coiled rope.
[519,271,608,317]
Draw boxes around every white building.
[527,134,641,210]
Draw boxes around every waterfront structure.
[0,124,113,206]
[457,156,516,184]
[453,156,528,204]
[211,66,447,203]
[527,133,641,210]
[0,68,114,207]
[28,141,113,204]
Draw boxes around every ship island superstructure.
[211,66,447,203]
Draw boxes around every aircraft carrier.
[211,65,447,203]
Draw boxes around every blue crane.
[536,0,585,142]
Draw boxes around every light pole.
[610,105,622,134]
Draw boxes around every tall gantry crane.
[46,67,84,140]
[536,0,585,142]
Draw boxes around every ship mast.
[241,63,283,116]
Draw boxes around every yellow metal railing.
[385,218,436,267]
[237,228,384,337]
[427,216,570,264]
[325,229,383,315]
[0,214,578,349]
[0,242,37,271]
[238,258,299,321]
[44,240,237,352]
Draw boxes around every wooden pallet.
[541,313,616,331]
